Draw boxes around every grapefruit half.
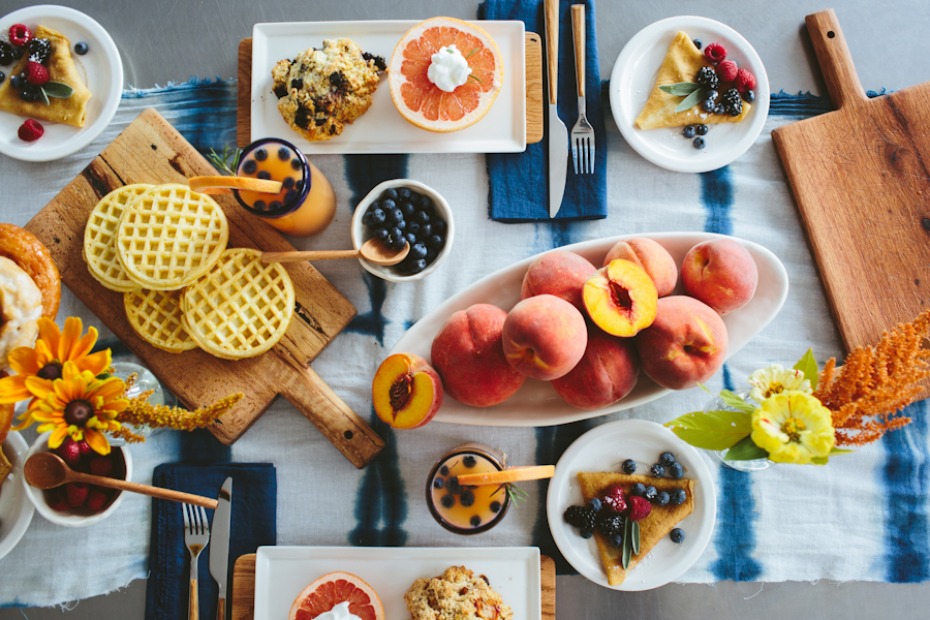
[389,16,504,132]
[288,571,385,620]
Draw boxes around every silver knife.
[546,0,568,218]
[209,477,233,620]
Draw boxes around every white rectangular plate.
[251,20,526,154]
[253,546,541,620]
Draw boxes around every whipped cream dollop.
[427,45,471,92]
[314,602,361,620]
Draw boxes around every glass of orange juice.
[426,443,511,535]
[233,138,336,236]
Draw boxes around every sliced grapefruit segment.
[288,571,384,620]
[389,17,504,132]
[455,464,556,486]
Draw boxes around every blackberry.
[27,38,51,64]
[654,491,670,507]
[722,88,743,116]
[659,451,678,466]
[693,137,706,150]
[682,125,696,139]
[630,482,646,497]
[596,511,625,537]
[650,463,666,478]
[644,485,658,501]
[695,66,719,90]
[0,41,17,66]
[670,488,687,505]
[668,462,685,479]
[621,459,637,474]
[362,51,386,72]
[564,505,597,533]
[670,528,686,543]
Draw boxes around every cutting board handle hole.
[827,31,835,38]
[344,430,354,440]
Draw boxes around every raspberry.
[716,60,739,83]
[703,42,727,64]
[601,484,628,513]
[48,490,71,512]
[65,482,89,508]
[55,437,82,467]
[8,24,33,48]
[86,488,111,513]
[89,456,114,476]
[627,495,653,521]
[734,68,757,94]
[25,60,49,85]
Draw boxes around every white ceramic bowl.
[0,432,35,560]
[350,179,455,282]
[24,432,132,527]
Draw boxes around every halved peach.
[372,353,443,429]
[583,259,658,337]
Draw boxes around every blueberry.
[432,219,446,234]
[432,477,444,489]
[693,137,706,150]
[269,201,283,211]
[395,219,406,231]
[407,258,428,273]
[427,234,444,250]
[373,227,389,241]
[441,494,455,508]
[490,501,502,513]
[621,459,637,474]
[19,85,41,102]
[463,455,477,468]
[588,497,602,512]
[714,103,726,115]
[630,482,646,497]
[447,477,461,493]
[439,465,450,476]
[257,170,271,180]
[277,146,290,160]
[254,200,267,211]
[383,188,398,200]
[410,242,428,260]
[282,176,296,189]
[285,189,299,204]
[369,208,386,225]
[695,124,709,136]
[391,236,407,251]
[580,528,594,539]
[659,451,677,466]
[644,486,658,501]
[610,533,624,548]
[670,489,687,505]
[291,158,302,170]
[682,125,696,139]
[407,221,420,235]
[401,202,415,217]
[254,148,267,161]
[460,490,476,507]
[743,89,756,103]
[668,462,684,479]
[389,226,404,241]
[415,210,431,224]
[74,41,89,55]
[398,187,412,200]
[0,71,4,85]
[702,98,716,113]
[655,491,670,506]
[692,39,702,50]
[670,528,685,544]
[389,208,404,224]
[404,232,417,246]
[418,223,433,239]
[381,198,396,212]
[10,73,24,89]
[470,515,482,527]
[650,463,666,477]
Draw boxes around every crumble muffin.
[404,565,513,620]
[271,38,385,141]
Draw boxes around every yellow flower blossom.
[747,364,811,404]
[751,392,835,464]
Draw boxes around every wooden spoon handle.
[262,249,360,264]
[70,470,218,509]
[572,4,585,98]
[188,175,283,195]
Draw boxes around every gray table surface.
[1,0,929,617]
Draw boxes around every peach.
[520,250,598,310]
[430,304,526,407]
[502,294,588,381]
[635,295,728,390]
[372,353,443,429]
[583,259,658,337]
[551,329,640,409]
[603,237,678,297]
[680,239,758,315]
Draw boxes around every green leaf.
[674,87,706,112]
[719,390,756,414]
[631,520,641,555]
[206,146,242,176]
[665,409,752,450]
[39,86,49,106]
[793,348,820,390]
[659,82,701,96]
[621,518,632,569]
[724,436,769,461]
[830,448,853,455]
[41,81,73,99]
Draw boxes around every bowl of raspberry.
[351,179,455,282]
[23,432,132,527]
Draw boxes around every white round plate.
[0,432,35,561]
[547,419,716,590]
[0,4,122,162]
[609,16,769,173]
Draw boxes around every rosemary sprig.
[206,145,242,176]
[505,483,529,506]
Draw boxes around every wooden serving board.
[230,553,556,620]
[772,9,930,391]
[236,33,544,147]
[25,109,384,468]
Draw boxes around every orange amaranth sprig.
[814,310,930,447]
[118,391,243,432]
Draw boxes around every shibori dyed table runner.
[0,77,927,608]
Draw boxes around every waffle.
[116,184,229,290]
[124,287,198,353]
[83,184,153,292]
[181,248,294,360]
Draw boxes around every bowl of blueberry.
[352,179,454,282]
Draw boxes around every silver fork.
[570,4,595,174]
[182,503,211,620]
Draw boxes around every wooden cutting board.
[772,9,930,385]
[230,553,556,620]
[25,108,383,468]
[236,33,544,147]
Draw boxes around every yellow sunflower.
[22,361,128,455]
[0,317,111,405]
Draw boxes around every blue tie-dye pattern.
[699,167,733,235]
[710,366,763,580]
[883,400,930,582]
[343,153,411,546]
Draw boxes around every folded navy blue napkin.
[480,0,608,221]
[145,463,276,620]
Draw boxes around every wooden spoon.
[24,452,218,510]
[262,238,410,266]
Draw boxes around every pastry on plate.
[0,256,43,370]
[0,223,60,318]
[576,471,695,586]
[404,565,513,620]
[271,38,385,141]
[0,25,92,127]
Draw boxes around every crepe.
[0,25,92,127]
[576,471,695,586]
[635,31,750,130]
